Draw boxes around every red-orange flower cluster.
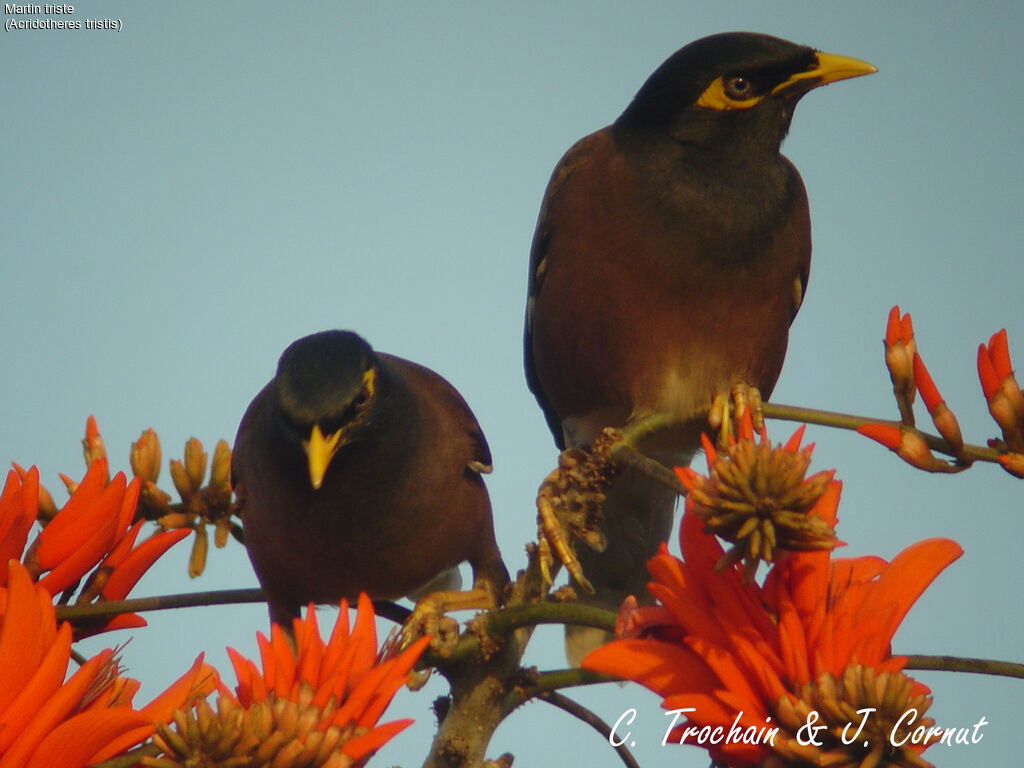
[2,418,190,636]
[148,596,429,767]
[584,501,962,768]
[0,561,216,768]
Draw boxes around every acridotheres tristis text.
[524,32,875,663]
[234,330,508,629]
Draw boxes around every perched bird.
[524,32,875,663]
[233,330,508,629]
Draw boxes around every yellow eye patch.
[695,76,763,111]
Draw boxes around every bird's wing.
[524,132,608,450]
[782,156,811,324]
[379,354,493,474]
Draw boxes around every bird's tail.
[564,467,678,666]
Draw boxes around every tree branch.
[905,654,1024,680]
[618,403,1003,464]
[762,402,1001,462]
[537,691,641,768]
[528,667,620,694]
[486,601,617,637]
[53,588,411,627]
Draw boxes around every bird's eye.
[724,76,753,100]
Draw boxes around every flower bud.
[857,423,964,474]
[130,428,162,483]
[998,453,1024,478]
[189,524,208,579]
[912,354,964,456]
[183,437,208,491]
[978,330,1024,450]
[884,306,916,423]
[169,458,192,500]
[81,415,108,477]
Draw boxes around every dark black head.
[615,32,874,151]
[274,330,379,488]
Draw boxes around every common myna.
[233,330,508,629]
[524,32,875,662]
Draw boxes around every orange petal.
[856,423,902,450]
[115,477,141,536]
[0,649,113,768]
[782,424,806,453]
[868,538,963,644]
[36,508,122,595]
[998,453,1024,478]
[0,622,72,752]
[808,478,841,528]
[900,312,914,342]
[0,563,51,715]
[226,646,260,706]
[295,605,324,687]
[346,594,378,689]
[356,636,430,728]
[978,343,1000,400]
[36,471,125,571]
[584,638,718,698]
[989,329,1013,380]
[0,470,38,584]
[884,306,901,346]
[101,527,190,601]
[24,708,150,768]
[320,598,353,678]
[268,623,297,697]
[341,718,413,762]
[99,520,145,571]
[332,657,396,728]
[912,354,942,412]
[141,654,216,724]
[74,613,148,640]
[737,407,754,440]
[700,432,717,468]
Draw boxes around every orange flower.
[3,431,190,637]
[675,416,838,581]
[583,510,962,768]
[0,561,216,768]
[148,595,429,768]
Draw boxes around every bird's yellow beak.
[773,51,877,94]
[303,423,343,490]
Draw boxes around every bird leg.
[535,430,625,594]
[402,587,497,657]
[710,383,765,447]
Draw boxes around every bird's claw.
[537,488,592,592]
[710,383,764,447]
[401,587,495,657]
[534,436,623,594]
[402,605,460,657]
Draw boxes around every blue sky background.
[2,2,1022,766]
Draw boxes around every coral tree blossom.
[1,422,190,637]
[0,561,215,768]
[147,596,430,768]
[584,457,962,768]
